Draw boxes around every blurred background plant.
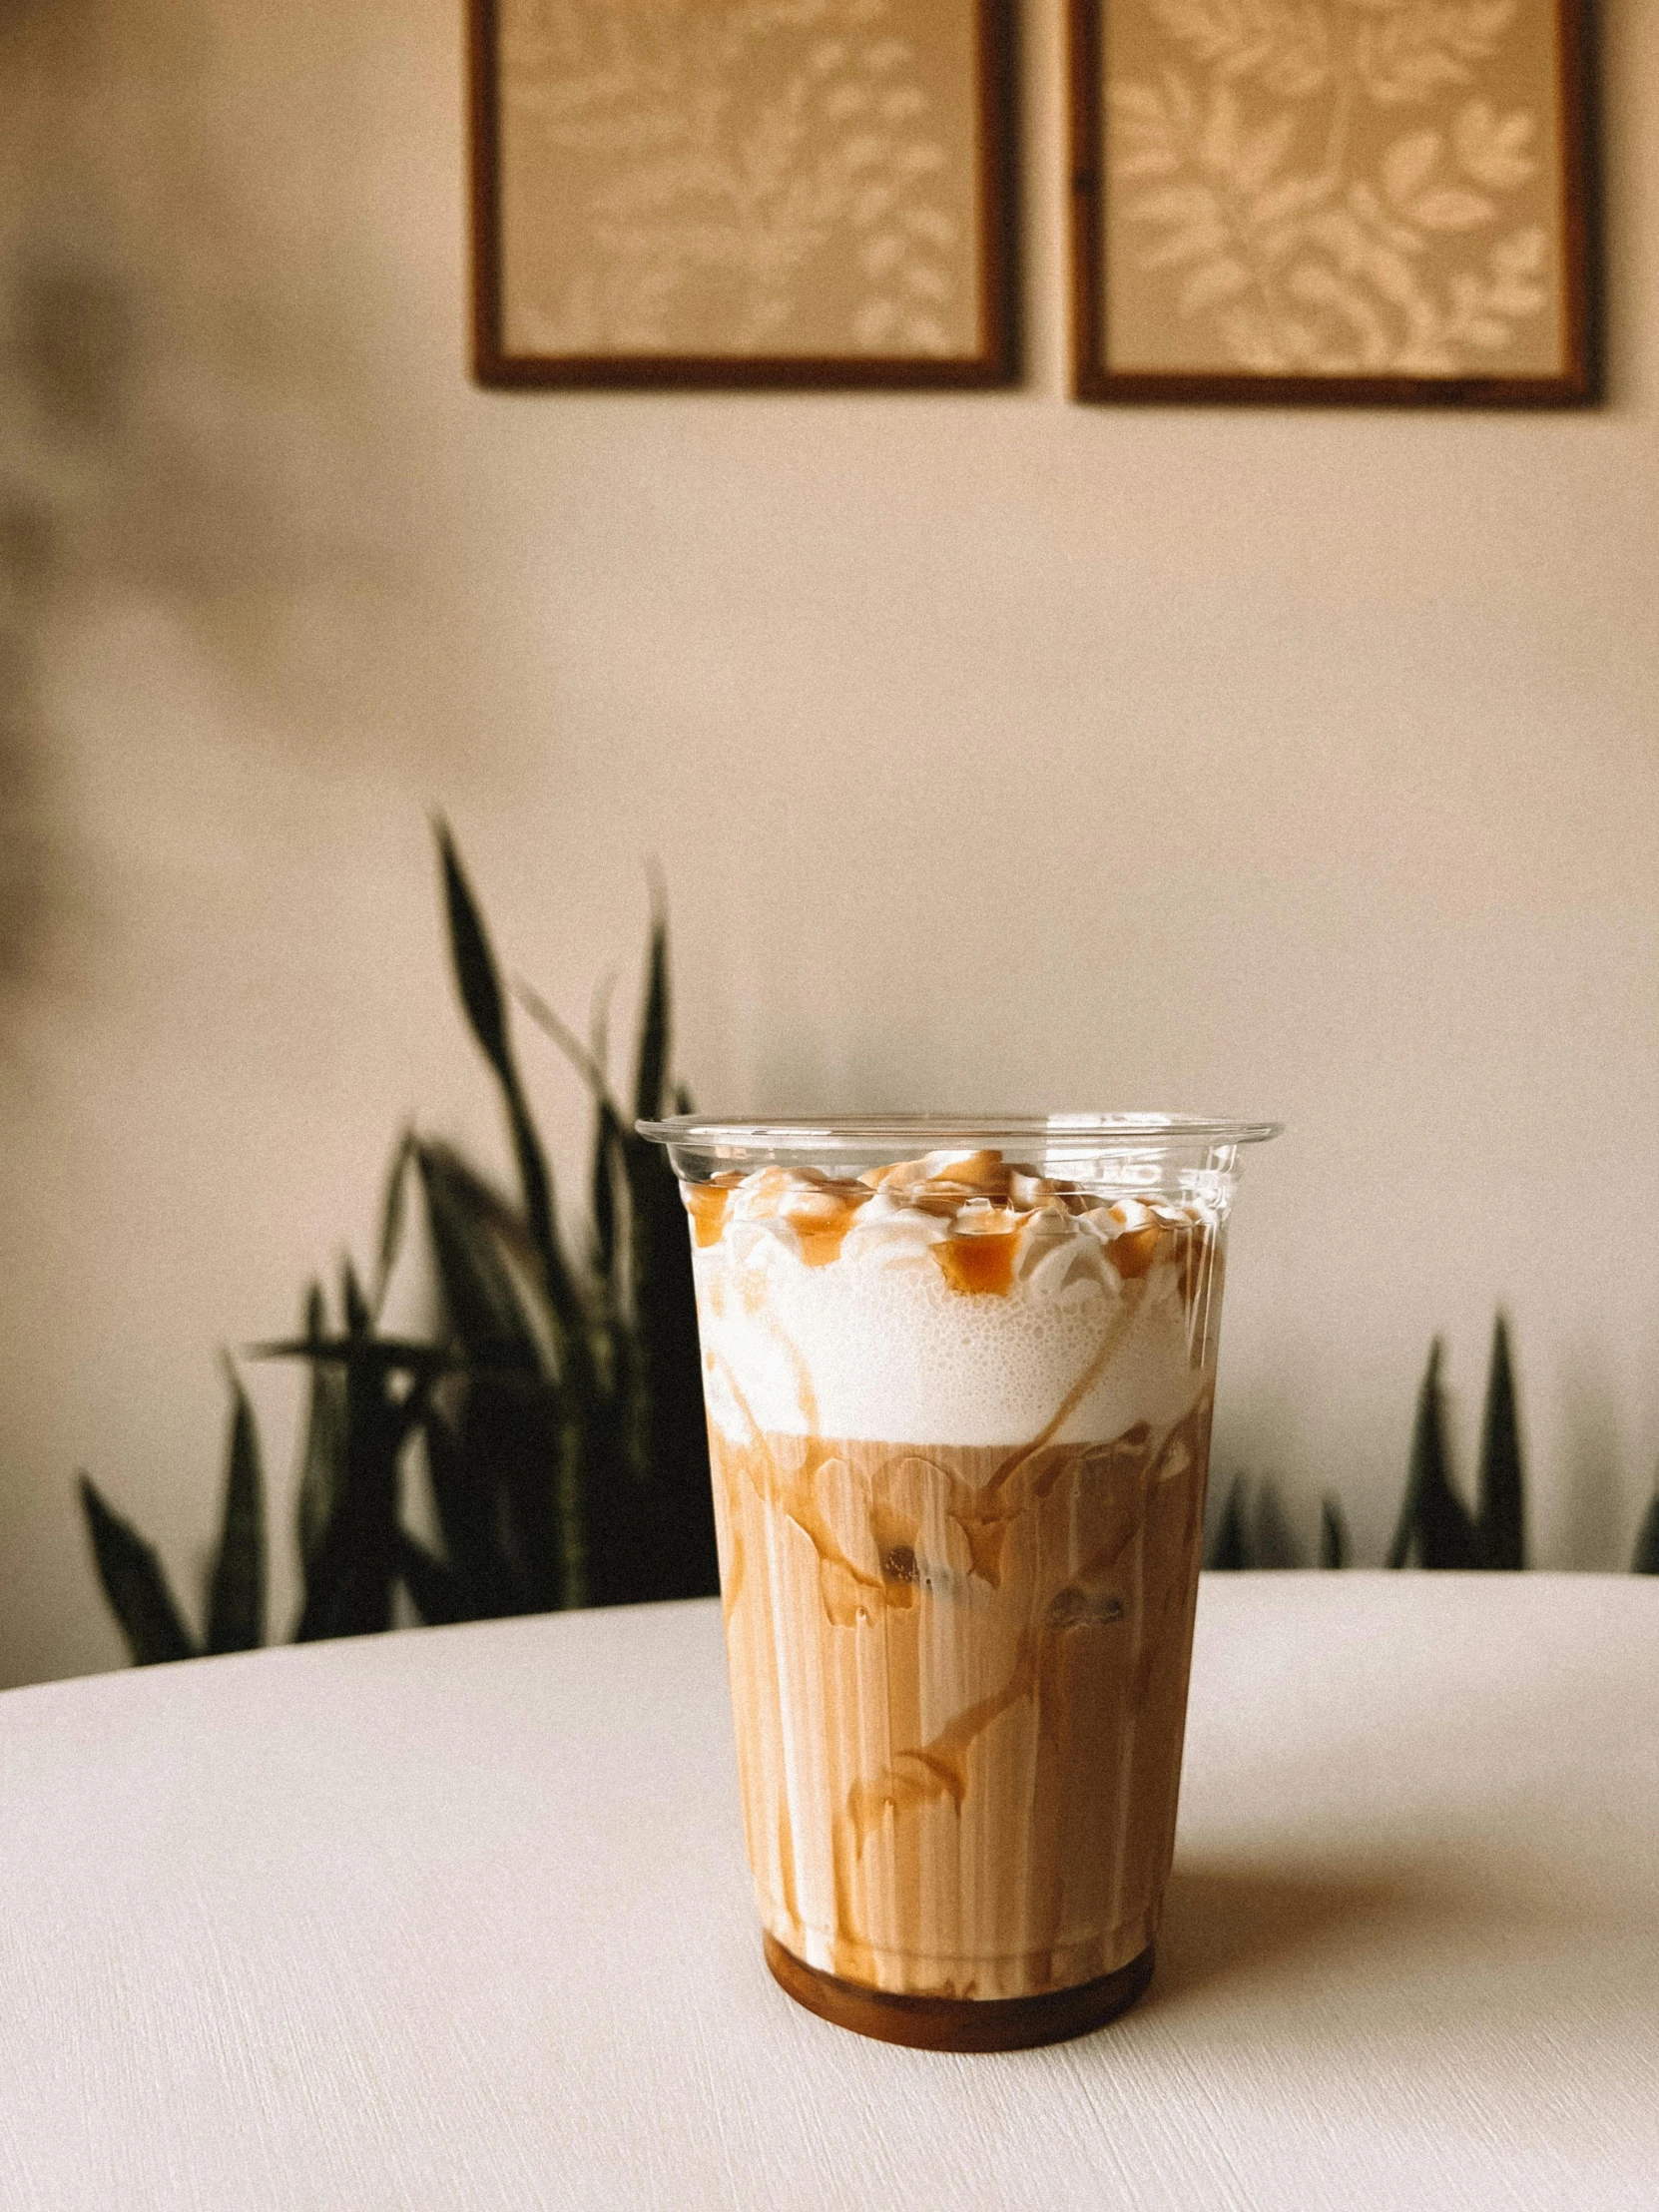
[1210,1316,1659,1575]
[78,822,718,1664]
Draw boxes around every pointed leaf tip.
[341,1256,371,1341]
[437,820,511,1082]
[1206,1476,1249,1571]
[78,1474,198,1666]
[375,1129,416,1307]
[1476,1309,1525,1570]
[1393,1334,1479,1570]
[633,910,670,1125]
[1320,1495,1350,1570]
[206,1363,266,1654]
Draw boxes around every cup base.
[762,1931,1154,2052]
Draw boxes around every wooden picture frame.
[470,0,1018,391]
[1069,0,1597,406]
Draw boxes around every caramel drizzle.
[711,1351,886,1629]
[950,1298,1137,1588]
[830,1391,1214,1974]
[932,1230,1021,1298]
[690,1158,1219,1312]
[714,1398,1215,1990]
[836,1397,1211,1860]
[717,1283,1138,1611]
[845,1634,1039,1847]
[701,1193,1223,1991]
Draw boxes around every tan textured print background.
[1103,0,1567,377]
[498,0,983,359]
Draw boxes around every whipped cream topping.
[686,1150,1224,1450]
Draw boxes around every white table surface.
[1,1574,1655,2211]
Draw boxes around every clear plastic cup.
[638,1114,1281,2050]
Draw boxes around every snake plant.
[1210,1315,1658,1575]
[79,824,717,1664]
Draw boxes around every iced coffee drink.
[639,1116,1278,2050]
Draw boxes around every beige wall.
[1,0,1655,1689]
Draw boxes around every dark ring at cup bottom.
[762,1931,1155,2052]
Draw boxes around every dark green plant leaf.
[434,823,569,1328]
[341,1256,371,1342]
[515,973,608,1099]
[512,980,627,1301]
[417,1141,540,1367]
[613,914,707,1605]
[552,1410,595,1614]
[608,903,703,1592]
[1252,1480,1298,1568]
[464,1374,570,1614]
[205,1357,266,1655]
[506,974,637,1347]
[374,1129,415,1311]
[423,1408,519,1619]
[288,1331,434,1644]
[1633,1492,1659,1575]
[437,847,709,1611]
[1320,1495,1350,1570]
[254,1334,453,1379]
[395,1529,468,1627]
[78,1475,198,1666]
[291,1403,408,1643]
[294,1282,346,1575]
[633,905,669,1125]
[416,1138,577,1614]
[507,1084,567,1322]
[614,1121,718,1603]
[590,1098,619,1288]
[1388,1341,1481,1570]
[421,1139,543,1266]
[1206,1477,1250,1571]
[506,980,653,1600]
[515,984,700,1603]
[1475,1311,1525,1569]
[437,816,511,1082]
[589,1110,635,1464]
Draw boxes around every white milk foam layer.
[694,1235,1208,1450]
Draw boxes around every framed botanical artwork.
[1069,0,1596,405]
[470,0,1017,389]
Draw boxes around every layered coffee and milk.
[684,1147,1224,2002]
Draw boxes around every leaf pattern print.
[498,0,980,358]
[1149,1,1335,98]
[1105,0,1563,376]
[1349,0,1516,106]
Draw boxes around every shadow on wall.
[0,501,53,1041]
[0,0,481,1050]
[1,245,147,1040]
